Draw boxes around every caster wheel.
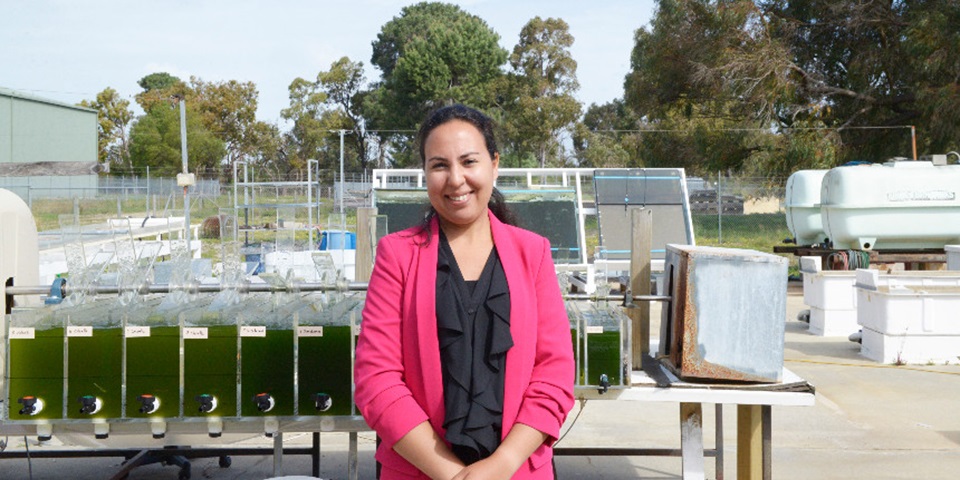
[219,455,232,468]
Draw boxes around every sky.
[2,0,656,125]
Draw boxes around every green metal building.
[0,87,99,200]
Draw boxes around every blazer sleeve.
[354,236,430,448]
[514,236,576,443]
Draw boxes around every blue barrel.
[319,230,356,250]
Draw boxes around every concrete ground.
[2,281,959,479]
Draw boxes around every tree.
[752,0,960,160]
[134,73,190,112]
[501,17,582,168]
[79,87,133,169]
[190,78,263,168]
[128,103,226,176]
[318,57,375,171]
[573,100,637,168]
[367,2,508,166]
[623,0,959,176]
[133,73,277,177]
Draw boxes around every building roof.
[0,86,97,114]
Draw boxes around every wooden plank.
[629,208,652,365]
[737,404,763,480]
[355,207,377,282]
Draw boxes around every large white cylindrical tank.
[784,169,829,246]
[1,188,40,392]
[1,188,40,311]
[821,161,960,250]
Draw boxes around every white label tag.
[67,326,93,337]
[240,326,267,337]
[125,326,151,338]
[9,327,35,339]
[298,326,324,337]
[585,326,604,334]
[183,327,208,339]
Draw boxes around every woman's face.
[423,119,499,231]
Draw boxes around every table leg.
[763,405,772,480]
[312,432,321,477]
[715,403,724,480]
[737,405,762,480]
[349,431,359,480]
[680,402,705,480]
[273,432,283,477]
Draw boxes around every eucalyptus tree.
[282,57,372,175]
[79,87,133,169]
[623,0,958,176]
[367,1,508,166]
[128,103,225,176]
[501,16,582,168]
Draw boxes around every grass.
[692,213,798,275]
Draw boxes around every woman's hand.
[449,453,516,480]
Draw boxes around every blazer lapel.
[489,211,526,432]
[414,218,444,426]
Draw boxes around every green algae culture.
[295,292,362,416]
[182,291,240,417]
[7,307,65,420]
[65,298,123,419]
[238,292,304,417]
[566,301,627,388]
[124,295,184,419]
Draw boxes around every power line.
[589,125,914,133]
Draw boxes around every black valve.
[311,392,332,412]
[598,373,611,395]
[137,394,159,414]
[78,395,99,415]
[17,396,39,415]
[195,394,216,413]
[253,393,274,412]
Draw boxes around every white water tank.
[821,161,960,250]
[784,169,828,246]
[1,189,40,313]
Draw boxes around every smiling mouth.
[449,194,469,202]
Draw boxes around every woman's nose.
[448,164,465,185]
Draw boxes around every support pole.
[339,129,346,216]
[911,125,918,160]
[356,207,377,282]
[629,208,653,366]
[737,405,763,480]
[178,97,191,249]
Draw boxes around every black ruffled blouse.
[436,231,513,465]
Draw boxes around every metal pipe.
[5,282,372,296]
[5,284,670,303]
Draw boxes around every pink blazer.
[355,211,575,479]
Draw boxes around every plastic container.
[799,256,859,337]
[947,245,960,270]
[319,230,356,250]
[821,161,960,250]
[784,170,828,246]
[855,269,960,364]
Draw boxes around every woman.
[355,104,574,479]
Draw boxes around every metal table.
[562,360,815,480]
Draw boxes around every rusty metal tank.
[660,245,788,383]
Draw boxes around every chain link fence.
[13,172,794,267]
